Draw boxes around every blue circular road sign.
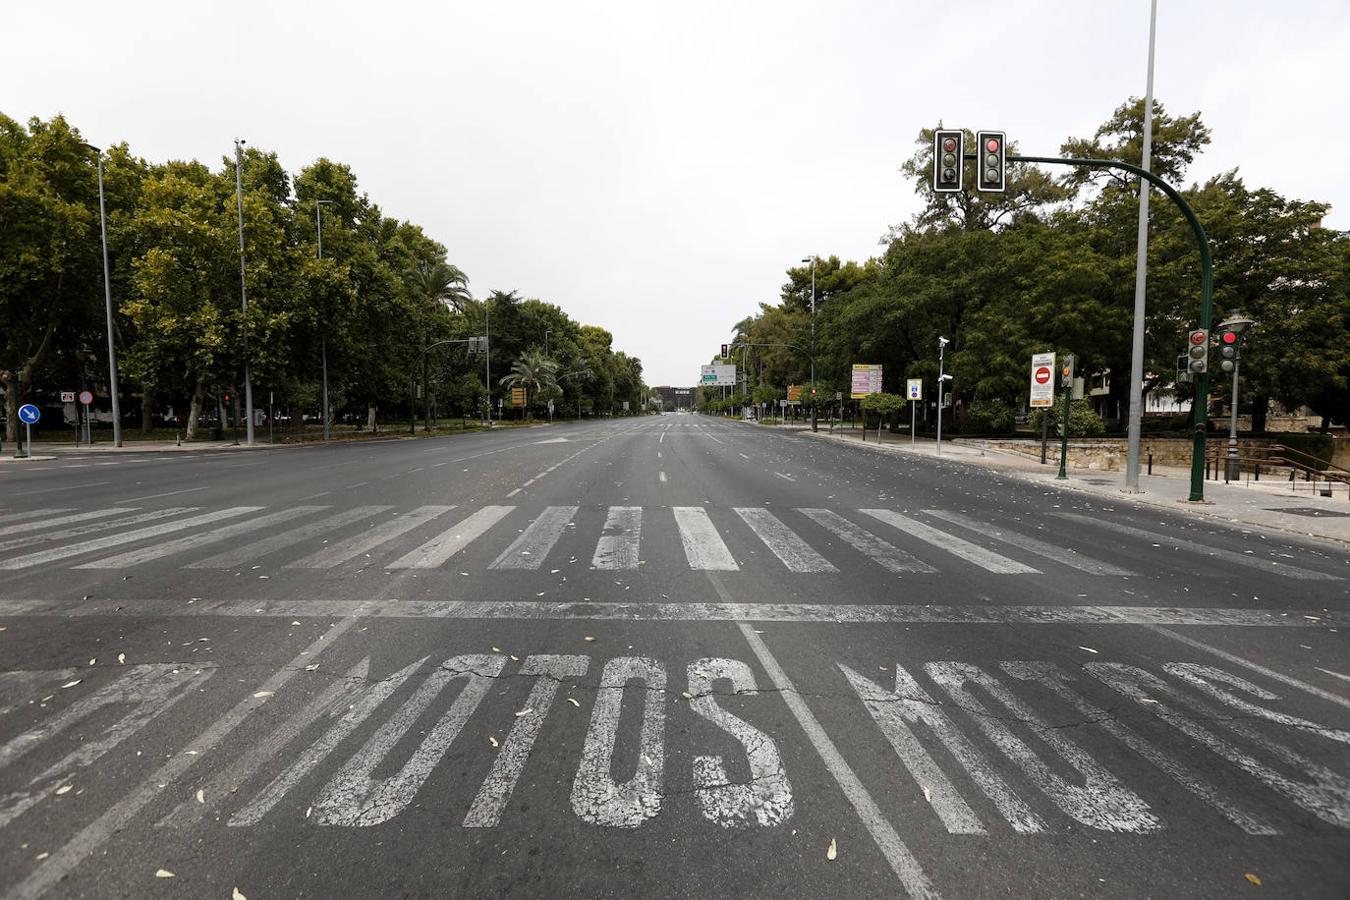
[18,404,40,425]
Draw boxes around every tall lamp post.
[544,329,553,358]
[315,199,334,440]
[83,143,123,447]
[936,336,952,455]
[801,256,818,432]
[233,139,255,444]
[1218,310,1254,481]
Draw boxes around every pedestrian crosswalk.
[0,502,1340,580]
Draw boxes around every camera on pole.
[975,130,1006,192]
[932,129,964,193]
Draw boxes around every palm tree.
[499,351,560,419]
[411,261,472,313]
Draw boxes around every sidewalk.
[788,424,1350,546]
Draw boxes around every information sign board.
[850,364,883,399]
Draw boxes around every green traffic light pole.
[996,154,1214,502]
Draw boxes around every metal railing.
[1206,442,1350,499]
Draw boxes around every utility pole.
[484,304,492,424]
[233,139,255,445]
[86,144,123,447]
[936,336,950,455]
[1124,0,1158,493]
[316,199,333,440]
[802,256,818,432]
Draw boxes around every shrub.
[1030,400,1105,438]
[964,399,1016,435]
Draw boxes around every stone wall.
[977,436,1343,472]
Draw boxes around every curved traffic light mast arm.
[993,153,1214,502]
[728,341,815,369]
[410,337,487,435]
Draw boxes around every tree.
[499,350,559,418]
[411,261,471,313]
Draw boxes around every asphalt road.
[1,414,1347,899]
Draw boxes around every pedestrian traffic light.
[1175,353,1191,384]
[976,130,1006,192]
[1218,329,1239,372]
[932,129,964,193]
[1186,328,1209,374]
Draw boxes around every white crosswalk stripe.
[735,508,837,573]
[0,509,188,554]
[673,507,738,571]
[491,506,577,570]
[287,505,455,569]
[1056,513,1338,580]
[388,506,515,569]
[861,509,1039,574]
[593,506,642,570]
[189,506,392,569]
[0,508,131,538]
[0,507,259,570]
[922,510,1134,576]
[798,509,937,574]
[75,506,328,569]
[0,508,75,527]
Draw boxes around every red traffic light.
[942,137,957,153]
[985,138,1000,152]
[1221,331,1238,344]
[1189,330,1207,345]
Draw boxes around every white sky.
[6,1,1347,386]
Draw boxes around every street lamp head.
[938,336,949,347]
[1218,309,1255,334]
[80,141,102,155]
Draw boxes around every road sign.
[700,364,736,386]
[906,378,923,401]
[786,385,802,402]
[79,390,94,406]
[60,391,75,403]
[1029,352,1056,409]
[18,404,40,425]
[622,401,629,411]
[850,364,883,399]
[835,391,843,401]
[510,388,527,406]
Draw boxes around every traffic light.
[1217,329,1239,373]
[720,343,729,359]
[1186,328,1209,374]
[932,129,964,193]
[1175,354,1191,384]
[976,130,1006,192]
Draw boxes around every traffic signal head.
[975,130,1006,192]
[932,129,964,193]
[720,343,729,359]
[1186,328,1209,374]
[1218,329,1239,372]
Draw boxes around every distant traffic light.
[720,343,729,359]
[976,130,1006,192]
[933,129,964,193]
[1186,329,1209,374]
[1218,330,1239,372]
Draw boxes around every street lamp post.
[802,256,818,432]
[233,139,255,445]
[315,199,334,440]
[84,143,123,447]
[936,336,951,455]
[1218,310,1255,481]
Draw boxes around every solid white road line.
[1146,625,1350,711]
[798,508,937,574]
[0,508,195,554]
[921,509,1133,576]
[76,506,327,569]
[490,506,578,570]
[0,507,259,570]
[862,509,1039,575]
[673,507,739,571]
[189,505,391,568]
[738,624,939,898]
[0,507,132,538]
[287,505,455,568]
[735,508,836,573]
[1056,513,1338,580]
[592,506,642,570]
[388,505,515,568]
[7,611,365,900]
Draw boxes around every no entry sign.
[1029,352,1056,408]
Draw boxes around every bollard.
[1147,452,1152,475]
[1254,464,1260,482]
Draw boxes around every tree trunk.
[231,392,242,435]
[1250,393,1269,434]
[140,387,155,434]
[367,402,378,433]
[185,378,205,440]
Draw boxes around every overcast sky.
[6,1,1347,386]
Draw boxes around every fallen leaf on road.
[233,889,247,900]
[117,653,125,664]
[88,658,96,666]
[584,636,596,642]
[61,680,81,689]
[567,698,580,707]
[489,736,499,747]
[1077,646,1099,654]
[155,869,175,878]
[514,708,533,717]
[492,646,501,652]
[55,785,72,795]
[827,838,837,860]
[304,664,319,672]
[682,692,693,700]
[1245,873,1262,886]
[195,790,204,804]
[922,786,931,803]
[253,691,273,698]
